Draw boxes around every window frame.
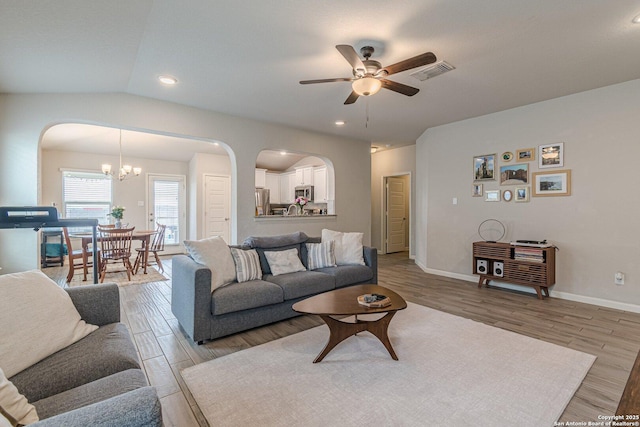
[61,169,113,225]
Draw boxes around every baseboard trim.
[550,291,640,314]
[415,263,640,313]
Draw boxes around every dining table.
[71,229,157,276]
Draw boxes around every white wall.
[41,149,189,230]
[416,78,640,306]
[371,145,416,257]
[0,93,371,273]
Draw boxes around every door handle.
[224,218,229,221]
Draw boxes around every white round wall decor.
[478,219,506,242]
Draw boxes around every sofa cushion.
[0,270,98,378]
[0,367,38,425]
[9,323,140,403]
[31,387,161,427]
[263,271,335,300]
[184,236,237,291]
[306,241,336,270]
[230,248,262,282]
[33,369,147,420]
[243,231,308,249]
[212,280,284,315]
[244,232,309,275]
[264,248,306,276]
[315,265,374,288]
[321,229,365,266]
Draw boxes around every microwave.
[295,185,314,201]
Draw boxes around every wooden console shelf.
[473,241,556,299]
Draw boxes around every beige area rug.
[182,302,596,427]
[44,262,168,287]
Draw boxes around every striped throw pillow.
[230,248,262,283]
[306,241,336,270]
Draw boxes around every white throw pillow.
[321,229,365,266]
[0,270,98,378]
[184,236,237,292]
[0,367,38,425]
[306,241,336,270]
[264,248,307,276]
[229,248,262,283]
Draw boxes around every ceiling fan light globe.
[352,77,382,96]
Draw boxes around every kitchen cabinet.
[279,172,296,204]
[255,168,267,188]
[312,166,327,202]
[295,167,313,186]
[265,172,280,204]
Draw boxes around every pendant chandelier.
[101,129,141,181]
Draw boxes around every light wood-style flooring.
[45,252,640,426]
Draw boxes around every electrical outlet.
[615,272,625,285]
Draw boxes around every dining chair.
[62,227,99,283]
[134,223,167,274]
[98,226,135,282]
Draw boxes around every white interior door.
[204,174,231,243]
[386,176,407,253]
[147,174,186,254]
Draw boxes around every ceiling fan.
[300,44,437,105]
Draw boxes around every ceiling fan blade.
[380,79,420,96]
[383,52,437,76]
[336,45,365,73]
[344,91,359,105]
[299,77,353,85]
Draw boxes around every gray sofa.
[8,284,162,427]
[172,232,377,343]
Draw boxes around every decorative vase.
[297,205,303,216]
[115,219,122,229]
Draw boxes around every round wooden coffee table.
[292,284,407,363]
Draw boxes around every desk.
[73,230,156,275]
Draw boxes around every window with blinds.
[153,180,180,244]
[62,171,112,224]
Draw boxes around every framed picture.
[472,184,483,197]
[515,186,529,202]
[500,163,528,185]
[503,189,513,202]
[532,169,571,197]
[516,148,535,162]
[473,154,496,181]
[485,190,500,202]
[501,152,513,162]
[538,142,564,168]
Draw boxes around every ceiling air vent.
[410,61,455,81]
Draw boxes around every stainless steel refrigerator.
[255,188,270,216]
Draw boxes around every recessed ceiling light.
[633,14,640,23]
[158,75,178,85]
[370,147,378,154]
[335,120,345,126]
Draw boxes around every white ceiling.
[3,1,640,148]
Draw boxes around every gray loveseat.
[9,284,162,427]
[172,232,377,343]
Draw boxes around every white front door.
[204,175,231,243]
[386,176,407,254]
[147,174,186,254]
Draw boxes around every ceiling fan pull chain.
[366,98,370,128]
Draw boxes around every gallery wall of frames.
[472,142,570,203]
